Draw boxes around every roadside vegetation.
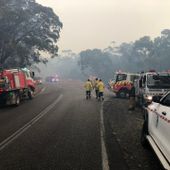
[0,0,62,68]
[79,29,170,81]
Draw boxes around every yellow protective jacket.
[94,80,99,90]
[84,81,93,91]
[97,81,105,92]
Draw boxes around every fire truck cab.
[109,72,139,98]
[135,71,170,106]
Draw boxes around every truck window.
[112,74,117,83]
[130,75,139,82]
[147,74,170,89]
[116,74,127,82]
[161,94,170,107]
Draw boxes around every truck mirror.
[139,79,142,88]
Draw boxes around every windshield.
[130,75,139,82]
[147,74,170,88]
[116,74,127,82]
[111,74,117,83]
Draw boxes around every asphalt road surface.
[0,81,162,170]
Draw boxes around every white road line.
[135,118,143,122]
[0,94,63,152]
[100,102,110,170]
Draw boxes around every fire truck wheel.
[28,89,34,100]
[15,94,20,106]
[118,89,128,98]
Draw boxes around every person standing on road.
[128,83,136,111]
[97,79,105,101]
[84,79,93,99]
[94,78,99,99]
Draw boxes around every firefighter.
[97,79,105,101]
[84,79,93,99]
[94,78,99,99]
[128,83,136,111]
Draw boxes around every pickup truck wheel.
[141,120,149,148]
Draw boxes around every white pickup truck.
[141,92,170,170]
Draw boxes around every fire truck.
[0,68,36,106]
[109,72,139,98]
[135,71,170,106]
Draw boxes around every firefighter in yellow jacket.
[97,79,105,101]
[84,79,93,99]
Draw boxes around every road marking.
[100,102,110,170]
[135,118,143,122]
[0,94,63,152]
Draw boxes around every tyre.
[14,94,20,106]
[141,119,149,147]
[118,89,128,98]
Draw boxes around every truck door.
[155,94,170,162]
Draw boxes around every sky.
[37,0,170,53]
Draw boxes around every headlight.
[147,95,153,101]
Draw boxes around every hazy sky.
[37,0,170,53]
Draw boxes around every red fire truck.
[109,72,139,98]
[0,68,35,106]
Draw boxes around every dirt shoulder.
[103,93,162,170]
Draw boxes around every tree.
[153,29,170,70]
[0,0,62,68]
[131,36,154,70]
[116,42,134,71]
[79,49,113,82]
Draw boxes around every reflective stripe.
[147,108,170,124]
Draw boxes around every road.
[0,81,162,170]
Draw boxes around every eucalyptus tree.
[0,0,62,68]
[79,49,113,82]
